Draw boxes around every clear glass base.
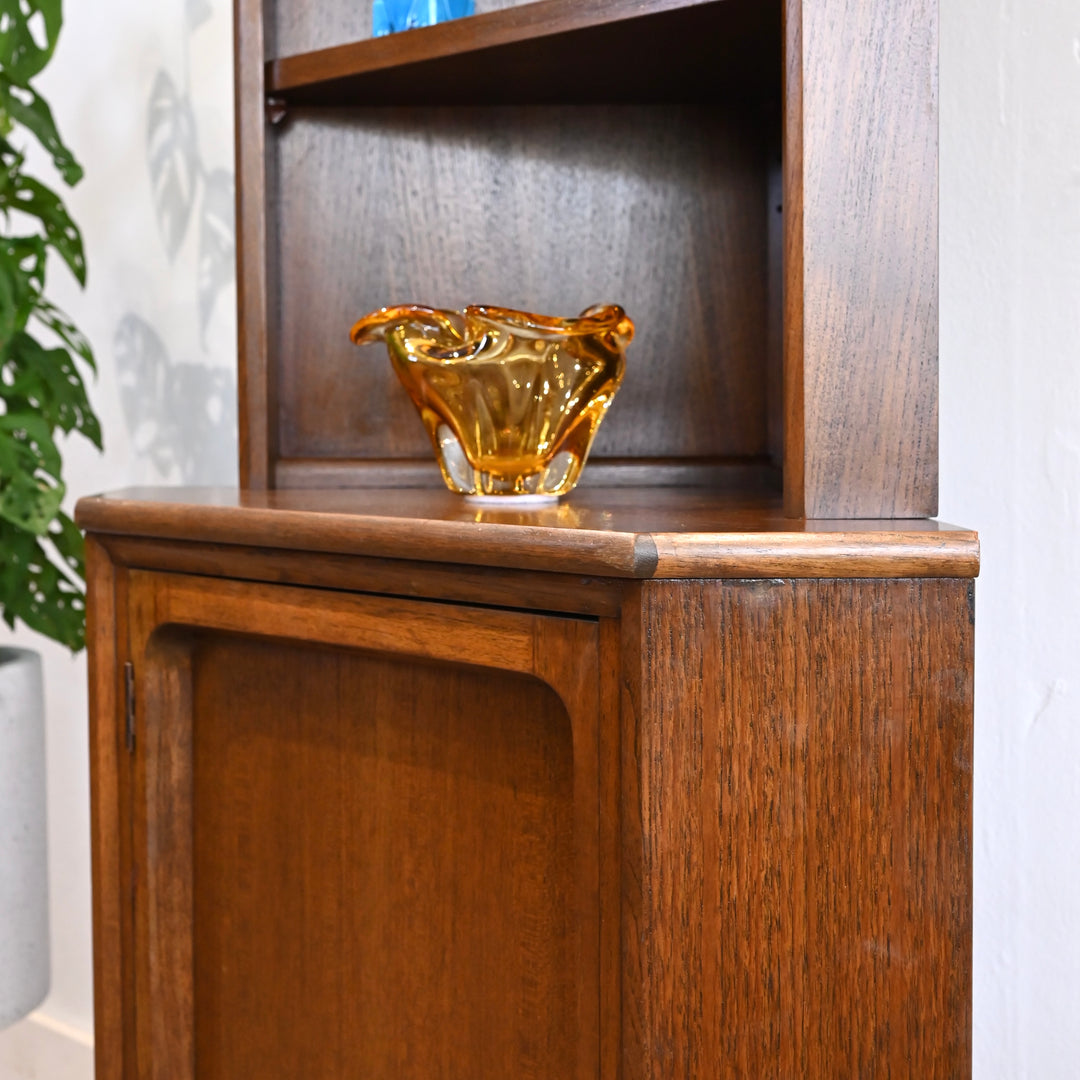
[463,493,559,507]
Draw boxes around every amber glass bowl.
[350,304,633,501]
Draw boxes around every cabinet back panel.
[191,634,576,1079]
[271,106,770,466]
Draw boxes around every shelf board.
[76,487,980,581]
[266,0,781,107]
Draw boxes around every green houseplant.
[0,0,99,1030]
[0,0,100,652]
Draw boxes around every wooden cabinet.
[80,492,976,1079]
[79,1,975,1077]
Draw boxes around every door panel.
[126,571,603,1080]
[193,635,575,1079]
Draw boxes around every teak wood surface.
[237,0,940,518]
[82,0,974,1076]
[783,0,939,517]
[83,527,976,1080]
[268,0,779,105]
[272,104,772,477]
[622,578,973,1077]
[77,487,980,580]
[122,569,604,1080]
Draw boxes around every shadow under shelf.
[266,0,782,108]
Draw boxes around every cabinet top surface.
[76,488,979,580]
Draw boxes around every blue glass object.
[372,0,406,36]
[373,0,473,36]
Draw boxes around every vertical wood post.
[784,0,939,518]
[234,0,274,489]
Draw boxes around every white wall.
[2,0,1079,1076]
[940,0,1080,1074]
[0,0,236,1074]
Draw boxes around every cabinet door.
[121,569,606,1080]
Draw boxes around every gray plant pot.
[0,647,50,1029]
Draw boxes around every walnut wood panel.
[134,631,195,1080]
[85,540,127,1080]
[235,0,274,488]
[268,0,780,106]
[784,0,939,517]
[271,105,769,468]
[98,535,626,617]
[271,456,780,494]
[77,488,982,580]
[621,578,973,1077]
[191,636,576,1079]
[273,0,542,57]
[123,570,606,1080]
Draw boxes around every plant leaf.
[47,507,84,580]
[0,416,65,536]
[0,76,83,185]
[0,519,85,651]
[146,70,199,260]
[0,0,95,654]
[0,468,63,533]
[0,0,62,85]
[0,409,63,477]
[2,330,102,446]
[0,236,46,344]
[197,168,235,342]
[1,233,48,292]
[4,172,85,283]
[0,248,25,345]
[33,295,95,370]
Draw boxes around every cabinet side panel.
[623,578,972,1078]
[786,0,939,517]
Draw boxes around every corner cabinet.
[79,1,977,1078]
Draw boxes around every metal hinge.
[124,662,135,754]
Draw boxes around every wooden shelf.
[76,488,980,581]
[266,0,781,106]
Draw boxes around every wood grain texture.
[192,636,578,1079]
[271,105,769,468]
[268,0,780,105]
[134,630,195,1080]
[122,569,607,1080]
[597,616,623,1080]
[782,0,804,516]
[97,535,627,617]
[273,0,535,57]
[621,578,973,1077]
[235,0,274,488]
[784,0,939,517]
[765,143,784,468]
[77,488,981,580]
[84,539,125,1080]
[271,457,781,494]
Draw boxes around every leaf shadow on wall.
[187,0,212,31]
[117,14,239,486]
[114,314,237,484]
[147,68,236,346]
